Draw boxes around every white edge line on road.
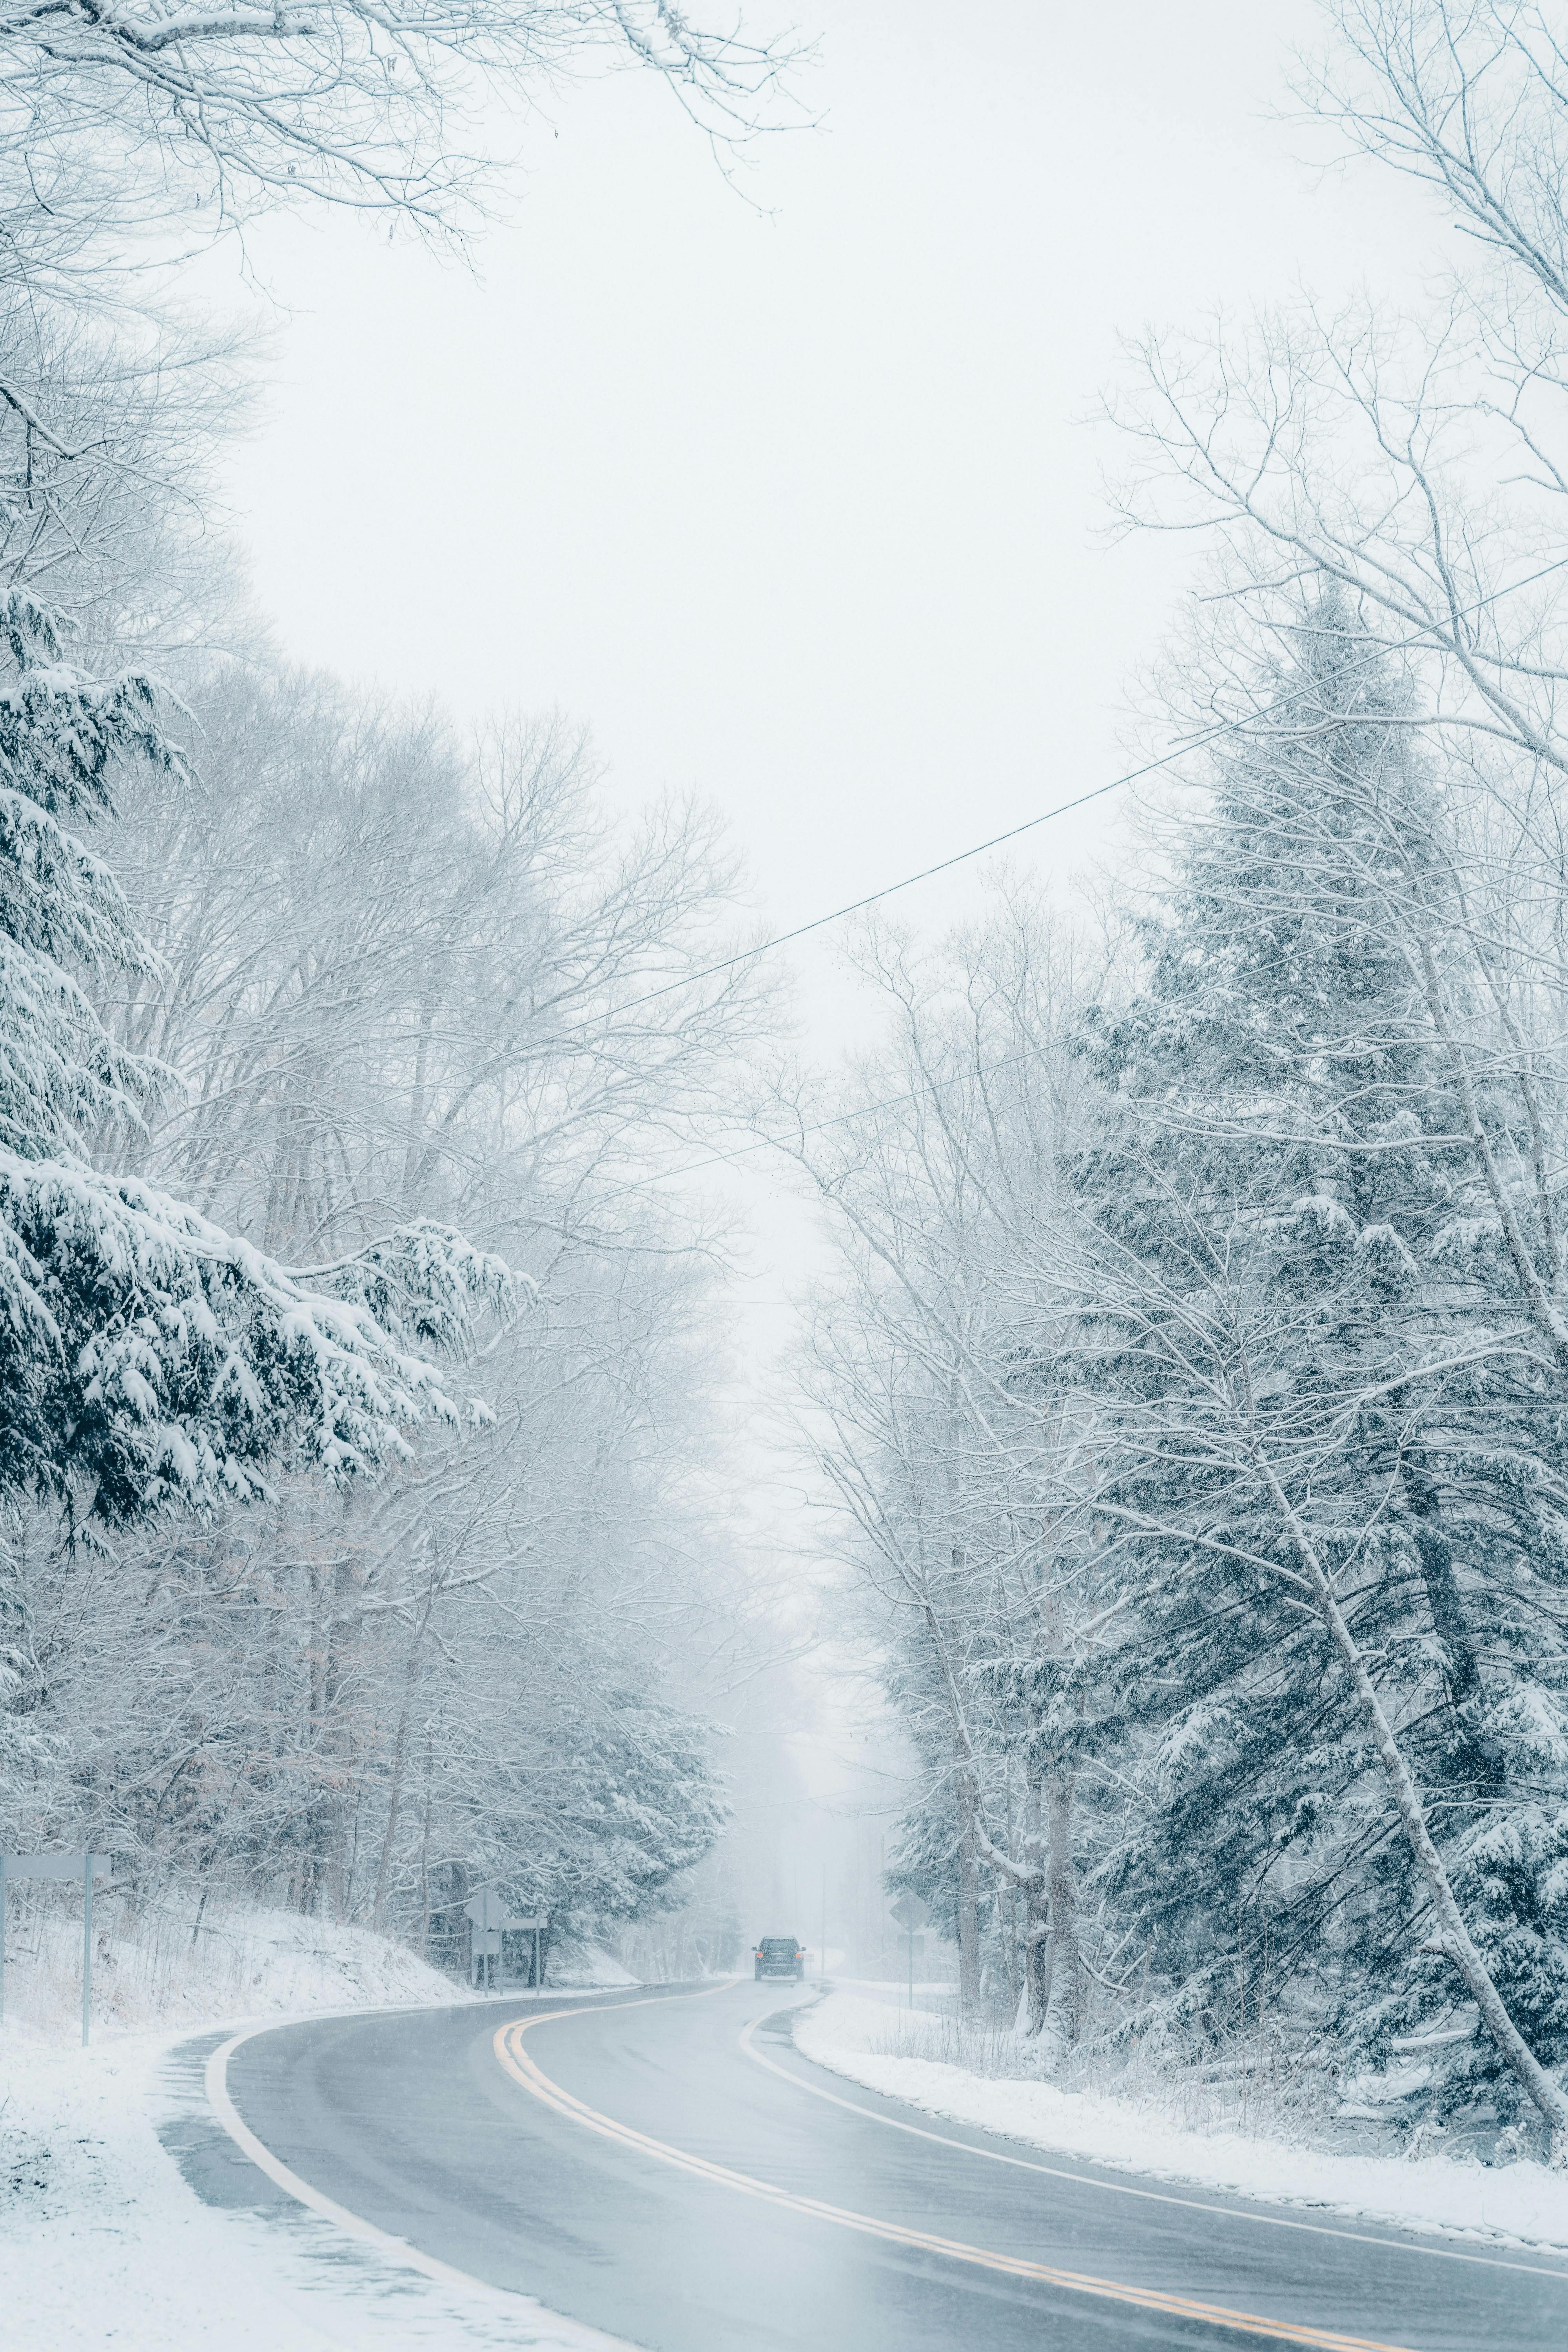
[740,2000,1568,2286]
[495,2004,1412,2352]
[203,2011,644,2348]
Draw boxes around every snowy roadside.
[0,1890,637,2041]
[794,1991,1568,2256]
[2,1909,643,2350]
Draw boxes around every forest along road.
[189,1980,1568,2352]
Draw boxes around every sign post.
[82,1853,93,2047]
[889,1892,928,2010]
[463,1894,543,1991]
[506,1915,543,1991]
[465,1889,504,1989]
[1,1855,110,2043]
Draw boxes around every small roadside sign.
[463,1894,543,1988]
[4,1854,110,1882]
[1,1854,111,2044]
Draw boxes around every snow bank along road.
[180,1980,1568,2350]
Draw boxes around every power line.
[577,552,1568,1034]
[603,552,1568,1195]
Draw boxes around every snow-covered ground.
[556,1942,638,1990]
[1,1901,642,2350]
[0,1888,636,2040]
[796,1990,1568,2256]
[2,2024,637,2351]
[2,1893,481,2040]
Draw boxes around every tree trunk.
[1018,1779,1052,2036]
[1401,1458,1501,1797]
[1416,934,1568,1383]
[954,1737,982,2021]
[296,1544,333,1916]
[372,1593,436,1928]
[999,1882,1022,2018]
[1256,1446,1568,2163]
[371,1690,411,1930]
[418,1724,434,1962]
[1040,1771,1083,2067]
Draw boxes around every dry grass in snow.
[2,1884,468,2042]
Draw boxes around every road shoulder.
[794,1991,1568,2261]
[0,2000,644,2352]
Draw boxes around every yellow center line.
[492,1996,1421,2352]
[738,2009,1568,2283]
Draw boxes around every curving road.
[180,1980,1568,2350]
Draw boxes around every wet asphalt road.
[189,1979,1568,2350]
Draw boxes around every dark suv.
[753,1935,806,1981]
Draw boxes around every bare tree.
[784,899,1121,2049]
[0,0,806,275]
[5,648,762,1942]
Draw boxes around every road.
[181,1980,1568,2350]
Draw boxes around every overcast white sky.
[206,0,1446,1848]
[214,0,1437,968]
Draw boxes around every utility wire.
[573,552,1568,1037]
[597,552,1568,1195]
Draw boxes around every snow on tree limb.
[0,0,808,262]
[0,581,527,1526]
[0,1152,526,1523]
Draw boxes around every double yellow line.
[493,1998,1419,2352]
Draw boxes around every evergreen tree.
[0,582,514,1532]
[1069,595,1568,2146]
[478,1696,731,1937]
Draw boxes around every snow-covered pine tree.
[1066,593,1568,2152]
[467,1694,731,1941]
[0,581,516,1530]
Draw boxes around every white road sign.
[3,1853,109,1880]
[0,1853,112,2043]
